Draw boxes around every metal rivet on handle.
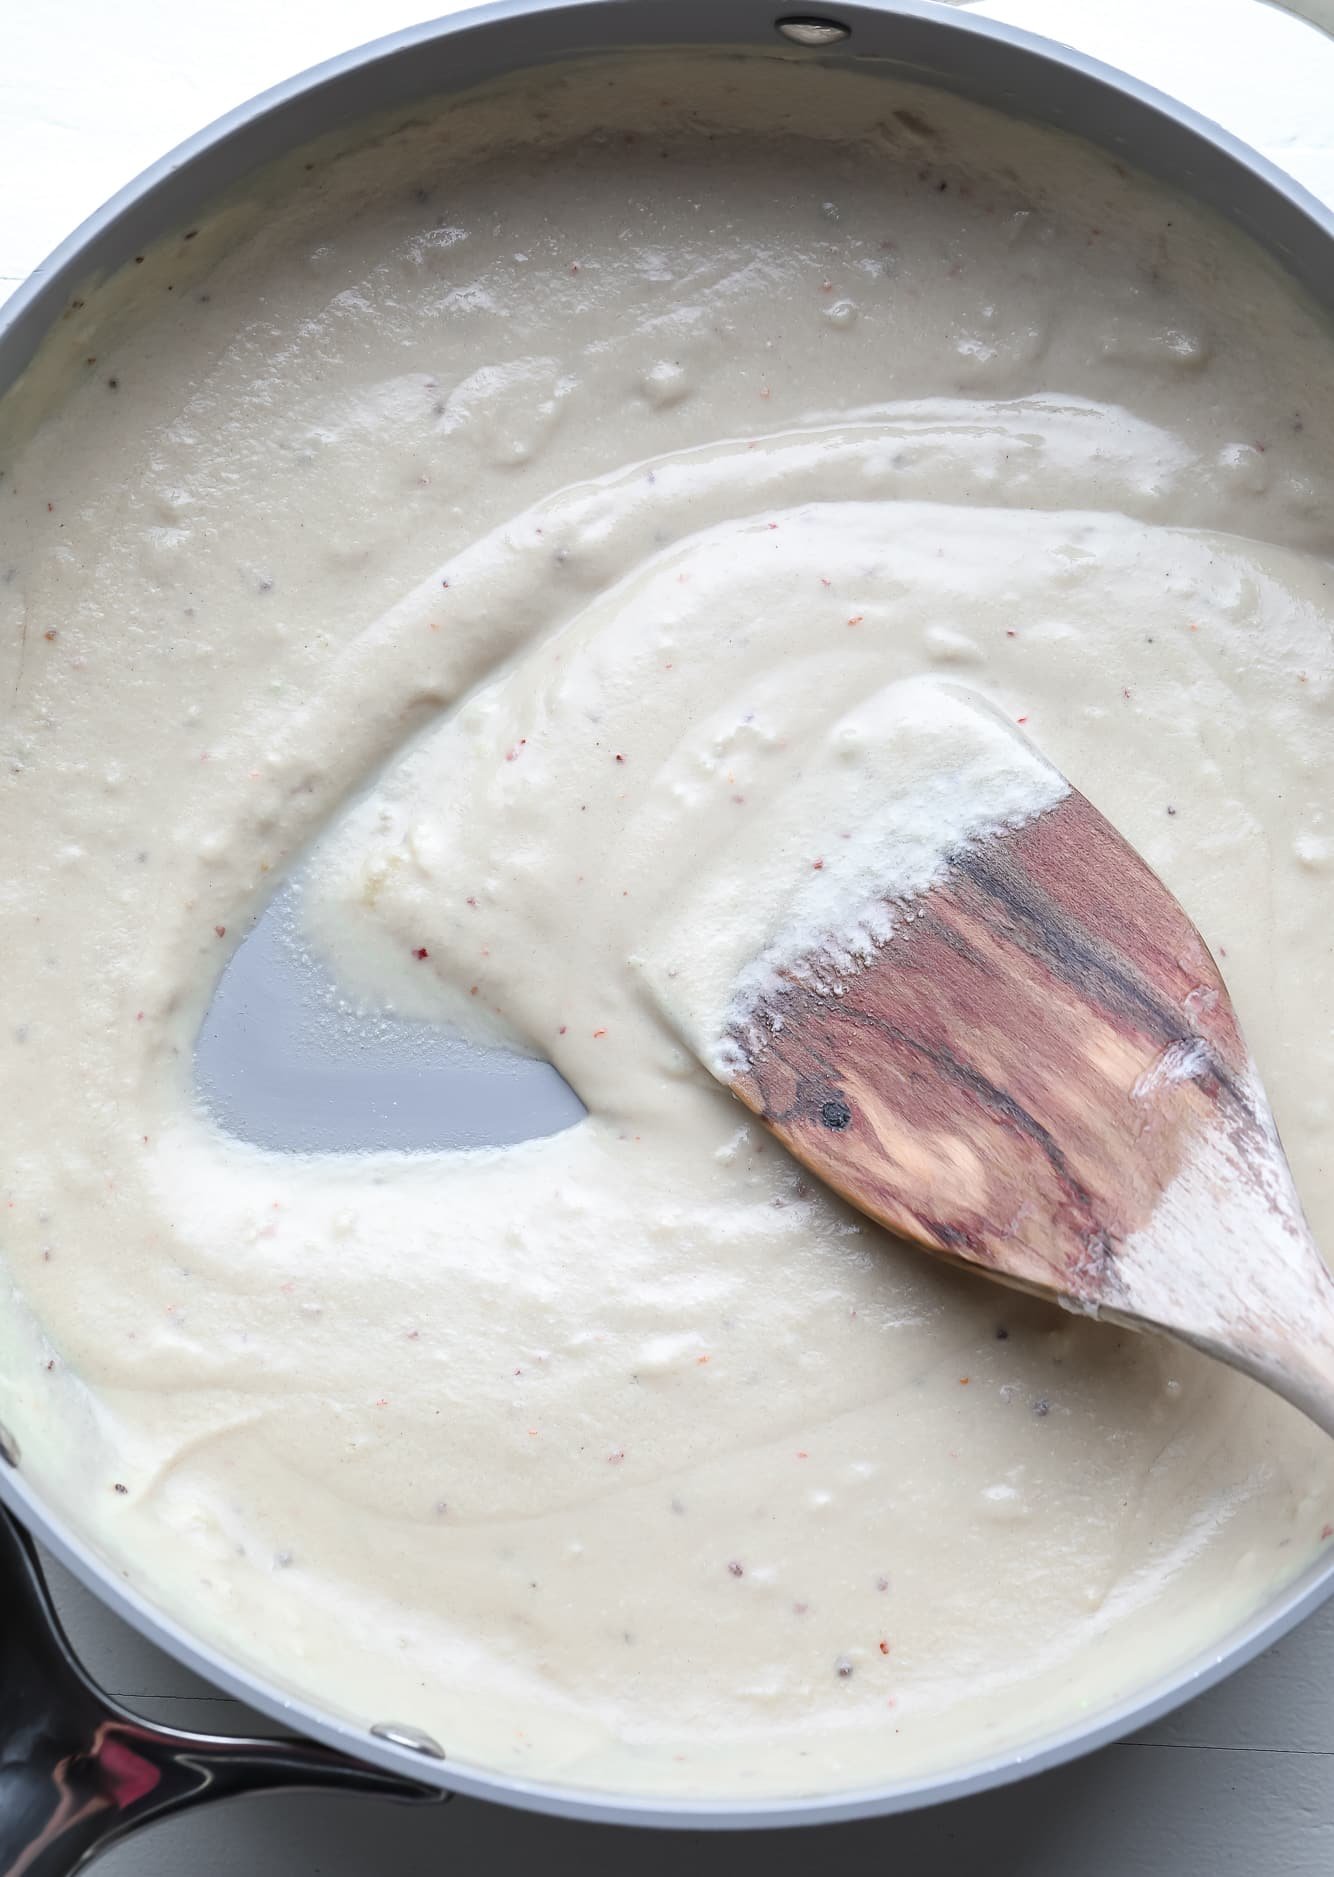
[0,1422,19,1467]
[775,16,852,46]
[370,1721,447,1759]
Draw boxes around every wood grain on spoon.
[719,776,1334,1438]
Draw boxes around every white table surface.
[5,3,1334,1871]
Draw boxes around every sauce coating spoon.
[695,684,1334,1435]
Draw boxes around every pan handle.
[0,1505,444,1877]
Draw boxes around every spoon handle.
[1177,1273,1334,1440]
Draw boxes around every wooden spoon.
[710,717,1334,1437]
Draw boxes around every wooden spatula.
[701,688,1334,1436]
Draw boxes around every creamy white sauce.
[2,53,1333,1800]
[635,674,1068,1074]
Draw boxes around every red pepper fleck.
[607,1447,625,1464]
[847,614,864,627]
[821,577,832,588]
[614,752,626,763]
[1016,715,1029,725]
[466,896,477,908]
[796,1449,809,1459]
[43,629,57,643]
[959,1376,970,1385]
[592,1027,607,1038]
[811,858,824,871]
[1322,1523,1333,1541]
[558,1024,568,1035]
[879,1640,891,1655]
[469,984,479,996]
[413,947,429,960]
[1005,628,1017,638]
[214,925,226,939]
[727,1560,744,1577]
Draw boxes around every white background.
[5,2,1334,1871]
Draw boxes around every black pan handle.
[0,1504,444,1877]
